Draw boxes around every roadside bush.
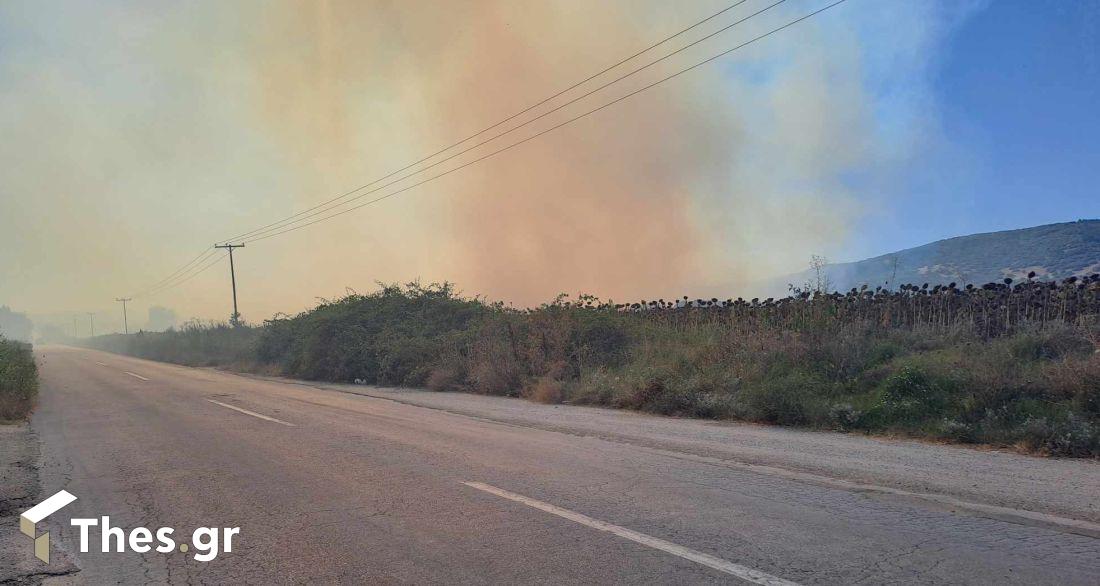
[828,403,862,431]
[1045,354,1100,416]
[1017,414,1100,457]
[524,376,565,404]
[568,367,622,406]
[864,364,959,429]
[937,419,979,443]
[86,321,259,367]
[79,279,1100,457]
[425,365,464,392]
[0,337,38,421]
[738,371,828,426]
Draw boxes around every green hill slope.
[798,219,1100,291]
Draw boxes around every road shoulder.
[0,424,80,585]
[223,369,1100,532]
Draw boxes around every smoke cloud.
[0,1,977,325]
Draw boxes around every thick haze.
[1,1,982,331]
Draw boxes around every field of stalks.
[0,336,38,421]
[86,275,1100,456]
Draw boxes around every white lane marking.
[206,399,295,426]
[462,481,800,585]
[124,371,150,381]
[95,361,107,366]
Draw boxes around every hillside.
[790,219,1100,292]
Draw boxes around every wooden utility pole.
[115,298,132,334]
[87,313,95,337]
[214,244,245,325]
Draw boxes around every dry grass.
[524,376,565,404]
[425,366,463,392]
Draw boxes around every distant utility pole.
[115,298,132,335]
[214,243,245,326]
[87,313,95,337]
[73,317,79,339]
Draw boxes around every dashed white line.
[462,481,801,585]
[95,361,107,366]
[124,371,149,381]
[205,399,295,426]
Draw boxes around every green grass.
[0,336,38,421]
[81,282,1100,457]
[575,322,1100,456]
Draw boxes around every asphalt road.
[21,346,1100,584]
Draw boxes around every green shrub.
[863,364,960,429]
[1017,414,1100,457]
[828,403,862,431]
[77,281,1100,457]
[737,371,828,426]
[938,419,979,443]
[0,337,38,421]
[568,367,622,405]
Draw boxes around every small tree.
[807,255,831,294]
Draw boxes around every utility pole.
[214,244,245,326]
[115,298,132,334]
[73,317,79,339]
[87,313,95,337]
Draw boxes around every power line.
[129,248,217,299]
[157,251,227,293]
[136,251,228,300]
[221,0,763,244]
[133,249,217,299]
[243,0,847,244]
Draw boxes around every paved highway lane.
[26,346,1100,584]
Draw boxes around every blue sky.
[851,0,1099,259]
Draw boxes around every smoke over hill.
[779,219,1100,293]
